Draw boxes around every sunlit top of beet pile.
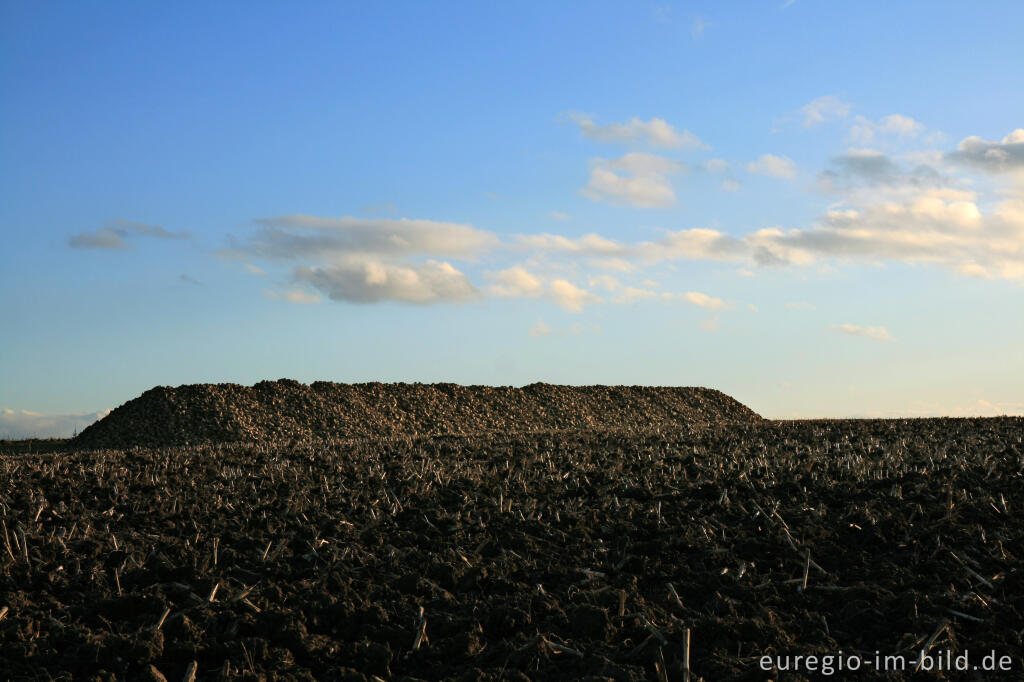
[71,380,762,449]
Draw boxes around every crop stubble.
[1,415,1022,680]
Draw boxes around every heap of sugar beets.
[71,380,762,449]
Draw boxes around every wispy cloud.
[613,286,657,304]
[228,215,497,262]
[263,287,321,304]
[486,266,545,299]
[529,319,553,337]
[662,291,728,311]
[831,323,895,342]
[69,220,189,249]
[548,279,602,313]
[849,114,925,145]
[800,95,851,127]
[568,114,708,149]
[691,15,709,40]
[746,154,797,179]
[529,319,592,337]
[581,153,683,208]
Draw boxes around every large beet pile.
[71,380,760,449]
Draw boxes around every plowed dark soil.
[70,381,762,449]
[2,417,1023,681]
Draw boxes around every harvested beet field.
[70,381,761,450]
[2,412,1023,681]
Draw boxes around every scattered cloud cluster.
[202,104,1021,321]
[567,114,713,208]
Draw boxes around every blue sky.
[2,1,1023,436]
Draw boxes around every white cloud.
[244,263,266,275]
[800,95,851,127]
[698,318,720,332]
[831,324,895,342]
[548,211,571,221]
[227,214,495,306]
[568,114,707,149]
[519,226,746,265]
[705,158,730,173]
[850,114,925,145]
[486,266,545,298]
[548,279,602,312]
[295,259,477,304]
[946,129,1024,172]
[662,291,727,311]
[521,165,1024,281]
[746,154,797,179]
[736,181,1024,279]
[722,179,740,192]
[1,408,111,439]
[517,232,622,254]
[582,153,683,208]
